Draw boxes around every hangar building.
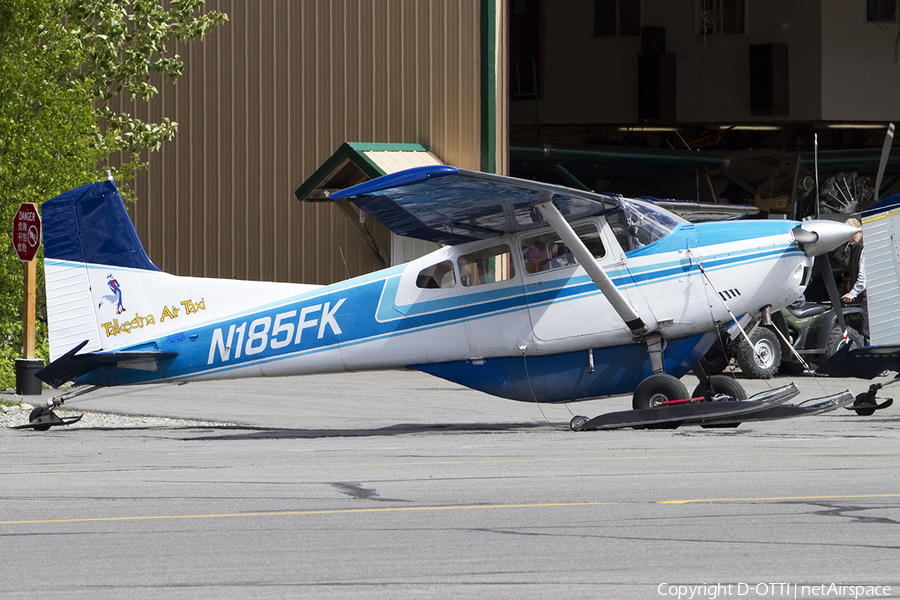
[112,0,900,284]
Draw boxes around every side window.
[416,260,456,289]
[521,224,605,275]
[458,245,515,287]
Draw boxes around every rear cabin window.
[521,224,605,275]
[416,260,456,289]
[458,245,515,287]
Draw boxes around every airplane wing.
[331,165,621,245]
[648,199,760,222]
[36,340,178,388]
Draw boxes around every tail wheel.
[28,406,54,432]
[632,373,689,410]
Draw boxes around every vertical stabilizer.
[42,180,160,361]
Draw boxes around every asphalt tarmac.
[2,370,899,599]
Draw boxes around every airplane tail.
[42,178,160,362]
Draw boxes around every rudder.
[42,179,160,361]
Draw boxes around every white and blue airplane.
[30,165,859,430]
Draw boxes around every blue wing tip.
[332,165,459,199]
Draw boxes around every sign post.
[13,203,43,395]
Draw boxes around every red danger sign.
[13,203,41,262]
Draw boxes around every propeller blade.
[813,254,846,333]
[874,123,894,203]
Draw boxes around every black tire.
[778,359,806,375]
[691,374,748,402]
[825,325,864,358]
[699,338,730,375]
[853,393,878,416]
[735,327,781,379]
[855,405,877,417]
[632,373,689,410]
[570,415,589,431]
[693,376,748,428]
[28,406,53,432]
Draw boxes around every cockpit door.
[521,217,647,343]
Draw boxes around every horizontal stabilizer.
[815,343,900,379]
[36,340,178,388]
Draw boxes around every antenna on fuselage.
[338,246,351,280]
[814,134,820,219]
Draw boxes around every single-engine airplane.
[24,166,859,430]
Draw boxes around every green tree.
[0,0,227,389]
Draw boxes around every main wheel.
[693,375,748,429]
[691,374,748,402]
[632,374,689,410]
[735,327,781,379]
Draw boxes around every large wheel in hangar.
[632,373,689,410]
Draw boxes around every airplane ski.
[570,384,855,431]
[699,390,856,426]
[570,383,800,430]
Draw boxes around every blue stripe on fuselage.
[79,222,800,385]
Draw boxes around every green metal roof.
[294,142,442,202]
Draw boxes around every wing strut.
[536,200,649,336]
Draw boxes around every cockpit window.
[458,245,515,287]
[416,260,456,289]
[608,199,684,251]
[521,224,604,275]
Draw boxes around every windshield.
[609,199,685,250]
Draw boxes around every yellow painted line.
[0,501,618,526]
[660,493,900,505]
[4,450,900,478]
[5,494,899,526]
